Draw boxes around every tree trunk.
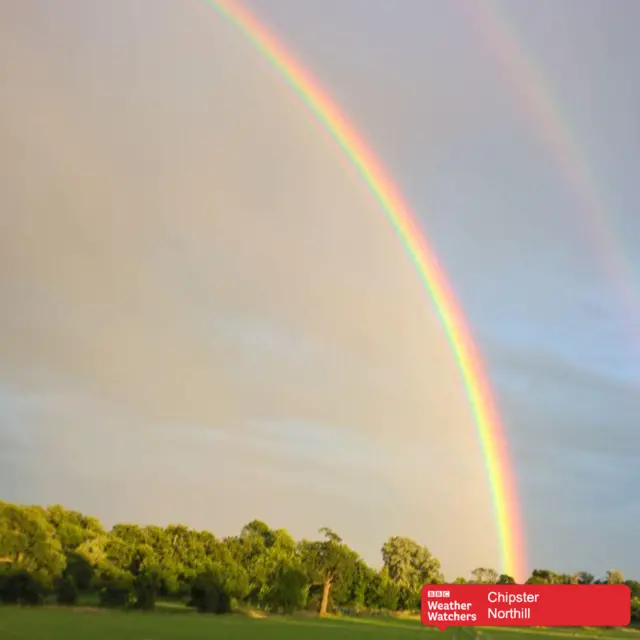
[319,578,332,616]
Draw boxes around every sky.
[0,0,638,581]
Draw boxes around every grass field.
[0,607,638,640]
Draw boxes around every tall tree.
[0,502,66,586]
[470,568,499,584]
[381,536,443,609]
[606,569,624,584]
[45,505,104,552]
[526,569,563,584]
[300,528,357,616]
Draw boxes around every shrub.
[631,596,640,623]
[134,568,161,610]
[64,552,94,591]
[98,574,135,608]
[189,571,232,614]
[56,575,79,605]
[267,566,309,614]
[0,570,46,605]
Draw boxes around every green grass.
[0,607,637,640]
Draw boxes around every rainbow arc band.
[469,0,638,336]
[204,0,527,580]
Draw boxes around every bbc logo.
[428,590,451,598]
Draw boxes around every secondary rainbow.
[203,0,527,580]
[465,0,639,335]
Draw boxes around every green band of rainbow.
[205,0,527,580]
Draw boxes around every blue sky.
[1,0,639,581]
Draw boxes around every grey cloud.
[486,342,639,574]
[2,0,639,582]
[490,343,639,458]
[0,0,500,578]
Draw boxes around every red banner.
[421,584,631,630]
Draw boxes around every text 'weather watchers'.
[421,584,631,630]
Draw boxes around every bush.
[0,570,46,605]
[189,571,232,614]
[306,584,323,612]
[64,552,94,591]
[631,596,640,623]
[267,566,309,614]
[134,568,161,610]
[159,572,181,598]
[56,575,78,605]
[98,574,135,608]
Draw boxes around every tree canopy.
[0,499,637,620]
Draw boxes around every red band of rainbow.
[205,0,527,581]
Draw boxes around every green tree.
[346,560,374,609]
[56,575,79,605]
[189,570,232,614]
[45,505,104,552]
[134,566,161,610]
[226,522,271,604]
[470,568,499,584]
[0,568,47,605]
[606,569,624,584]
[76,535,109,569]
[267,565,308,613]
[0,502,66,587]
[381,536,443,609]
[631,596,640,623]
[625,580,640,599]
[366,567,400,611]
[98,569,135,608]
[300,528,358,616]
[63,551,94,590]
[525,569,565,585]
[2,497,638,620]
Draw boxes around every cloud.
[486,341,639,574]
[3,0,638,583]
[491,343,638,455]
[0,0,501,577]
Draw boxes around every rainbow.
[465,0,638,331]
[203,0,527,580]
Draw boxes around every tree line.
[1,500,638,621]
